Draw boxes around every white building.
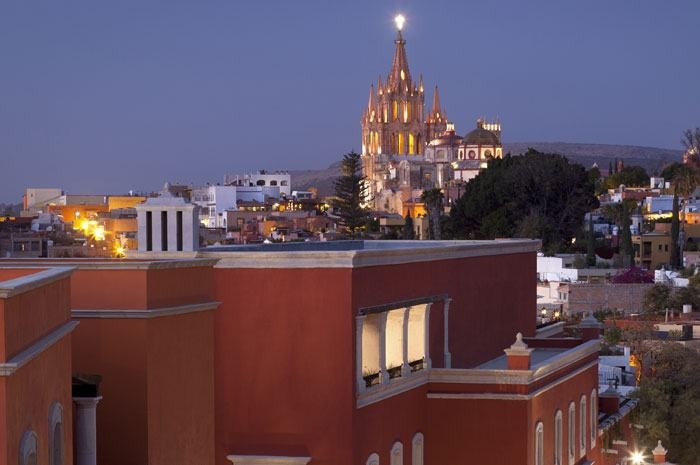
[537,256,578,282]
[224,171,291,197]
[191,186,238,229]
[135,186,199,253]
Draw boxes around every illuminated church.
[361,15,503,212]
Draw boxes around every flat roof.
[476,348,569,370]
[0,267,73,298]
[202,239,541,269]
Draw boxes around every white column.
[379,312,389,384]
[73,396,102,465]
[401,307,411,377]
[443,298,452,368]
[355,314,366,393]
[424,303,432,369]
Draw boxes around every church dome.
[429,130,463,147]
[463,126,499,146]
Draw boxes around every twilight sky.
[1,0,699,202]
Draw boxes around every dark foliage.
[449,149,599,253]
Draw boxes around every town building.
[224,171,291,198]
[2,237,642,465]
[360,19,502,212]
[0,267,77,465]
[632,231,672,270]
[135,185,200,253]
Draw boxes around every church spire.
[387,26,412,92]
[368,84,376,110]
[431,86,441,116]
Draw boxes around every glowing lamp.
[629,451,644,464]
[394,14,405,31]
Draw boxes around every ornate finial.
[653,440,667,456]
[511,332,528,350]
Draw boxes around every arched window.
[580,395,587,457]
[366,453,379,465]
[270,180,278,186]
[49,402,64,465]
[256,180,265,186]
[535,422,544,465]
[408,133,415,155]
[568,402,576,465]
[590,389,597,448]
[392,100,398,121]
[390,441,403,465]
[412,433,424,465]
[19,430,38,465]
[555,410,563,465]
[468,150,476,159]
[484,149,493,158]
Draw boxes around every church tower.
[360,15,448,205]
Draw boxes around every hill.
[290,142,683,196]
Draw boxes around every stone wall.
[562,282,653,315]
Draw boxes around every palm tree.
[421,188,444,240]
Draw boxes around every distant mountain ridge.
[290,142,683,196]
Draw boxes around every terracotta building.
[1,239,639,465]
[0,267,76,465]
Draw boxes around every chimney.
[578,312,604,341]
[652,440,667,463]
[598,383,620,414]
[504,333,534,370]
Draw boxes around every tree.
[643,284,672,314]
[586,214,596,266]
[681,127,700,164]
[449,150,599,253]
[421,188,444,240]
[333,151,370,237]
[670,193,681,268]
[633,343,700,464]
[620,201,634,267]
[403,214,415,239]
[612,267,654,284]
[604,165,650,189]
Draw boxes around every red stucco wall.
[213,267,355,465]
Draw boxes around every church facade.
[361,24,503,213]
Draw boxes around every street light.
[622,451,646,464]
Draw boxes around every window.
[590,389,597,448]
[176,211,183,251]
[49,402,64,465]
[391,442,403,465]
[408,133,415,154]
[658,244,662,251]
[555,410,563,465]
[366,453,379,465]
[568,402,576,464]
[412,433,424,465]
[535,422,544,465]
[146,211,153,251]
[19,430,38,465]
[398,132,405,154]
[580,396,587,457]
[468,150,476,159]
[161,211,168,251]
